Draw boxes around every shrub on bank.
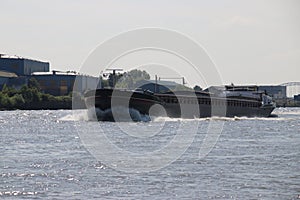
[0,84,72,110]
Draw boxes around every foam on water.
[273,107,300,115]
[59,108,299,122]
[59,107,152,122]
[93,107,151,122]
[59,110,90,121]
[152,115,293,122]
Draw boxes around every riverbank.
[0,81,85,110]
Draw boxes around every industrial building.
[0,55,49,76]
[32,71,99,96]
[0,55,99,95]
[0,55,49,90]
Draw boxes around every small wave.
[232,116,290,121]
[204,116,293,121]
[152,116,183,122]
[59,108,151,122]
[149,114,294,122]
[59,108,297,122]
[185,116,293,121]
[85,107,151,122]
[273,107,300,115]
[0,191,38,197]
[59,110,90,121]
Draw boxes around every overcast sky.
[1,0,299,85]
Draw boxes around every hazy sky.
[1,0,299,85]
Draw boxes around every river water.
[0,108,299,199]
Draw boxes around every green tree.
[20,85,41,103]
[0,93,12,108]
[101,79,109,88]
[115,69,150,89]
[1,84,9,94]
[28,77,41,91]
[10,94,25,106]
[0,82,73,110]
[41,93,55,102]
[1,84,17,97]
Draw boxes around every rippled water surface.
[0,108,299,199]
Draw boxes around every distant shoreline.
[0,78,89,111]
[0,98,87,111]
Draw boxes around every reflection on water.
[0,108,299,199]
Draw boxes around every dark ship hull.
[84,88,275,120]
[155,91,275,118]
[84,89,163,120]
